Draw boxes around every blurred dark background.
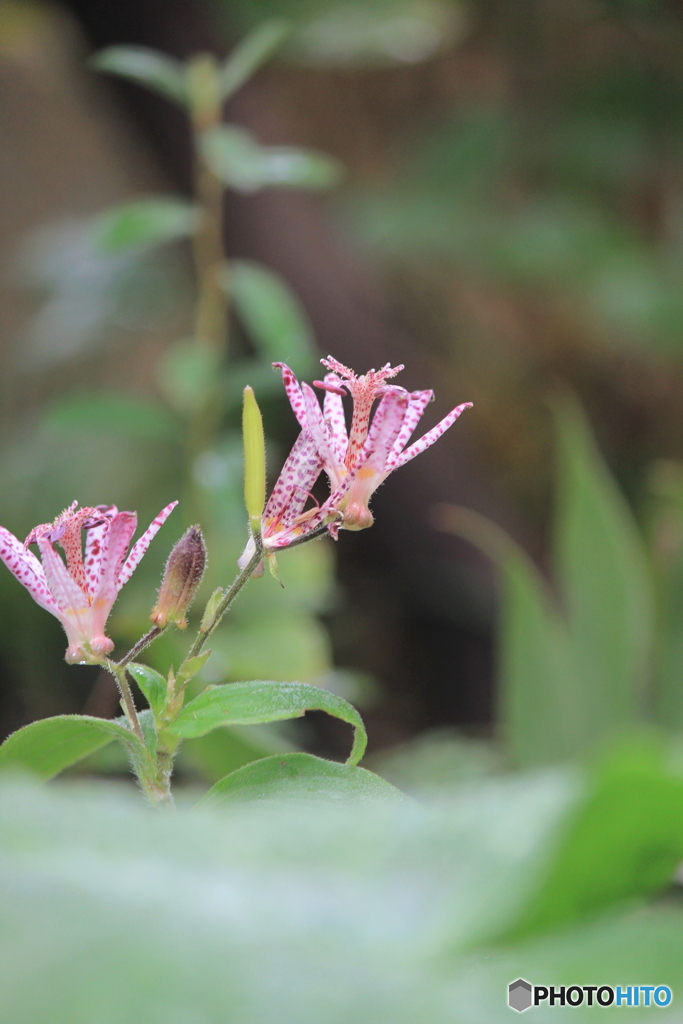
[2,0,683,762]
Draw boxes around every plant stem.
[103,658,145,745]
[183,533,263,665]
[119,626,165,668]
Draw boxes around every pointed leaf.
[553,395,654,741]
[0,715,143,781]
[90,46,187,106]
[127,664,167,718]
[220,21,289,101]
[436,506,583,767]
[501,736,683,941]
[198,752,405,806]
[177,651,212,686]
[92,197,200,254]
[648,460,683,729]
[166,681,367,764]
[201,125,342,193]
[227,259,315,373]
[43,393,181,442]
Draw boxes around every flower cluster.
[0,500,177,663]
[240,356,471,569]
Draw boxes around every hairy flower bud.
[150,526,207,629]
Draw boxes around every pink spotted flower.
[0,500,177,663]
[276,356,472,531]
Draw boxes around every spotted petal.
[0,527,58,616]
[385,390,433,471]
[37,535,89,614]
[117,501,178,589]
[302,382,344,489]
[263,431,323,531]
[322,373,348,462]
[394,402,473,469]
[96,512,138,605]
[84,505,117,598]
[274,362,308,431]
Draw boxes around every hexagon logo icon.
[508,978,533,1012]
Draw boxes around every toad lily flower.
[237,429,350,572]
[0,500,177,664]
[276,356,472,531]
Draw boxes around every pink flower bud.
[150,526,206,629]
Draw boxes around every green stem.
[182,533,263,666]
[102,658,145,745]
[119,626,165,668]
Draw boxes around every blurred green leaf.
[199,751,405,805]
[226,259,316,373]
[436,506,583,768]
[43,393,180,442]
[646,460,683,729]
[369,727,501,794]
[90,46,187,106]
[157,340,223,416]
[0,715,142,780]
[503,736,683,940]
[5,744,683,1022]
[201,124,342,193]
[127,664,167,718]
[92,197,199,254]
[553,395,654,742]
[167,680,367,764]
[220,20,290,100]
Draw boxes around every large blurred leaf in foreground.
[3,736,683,1021]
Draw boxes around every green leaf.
[0,715,143,781]
[127,664,167,718]
[220,20,290,101]
[647,460,683,729]
[176,651,212,686]
[227,259,315,373]
[166,681,367,764]
[200,125,342,193]
[436,506,583,767]
[199,752,405,806]
[92,197,199,254]
[43,393,180,442]
[502,736,683,940]
[200,588,224,632]
[137,709,158,760]
[157,340,223,415]
[553,394,654,742]
[90,46,187,106]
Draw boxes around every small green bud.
[150,526,207,629]
[242,386,266,534]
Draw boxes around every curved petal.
[322,373,348,462]
[263,431,323,533]
[96,512,138,605]
[84,506,117,598]
[394,402,473,469]
[36,536,89,616]
[117,501,178,589]
[302,382,344,488]
[385,390,433,471]
[273,362,308,430]
[0,527,58,616]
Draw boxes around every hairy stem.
[183,534,263,666]
[102,658,144,745]
[119,626,165,668]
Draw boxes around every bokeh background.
[2,0,683,783]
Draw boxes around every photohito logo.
[507,980,673,1012]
